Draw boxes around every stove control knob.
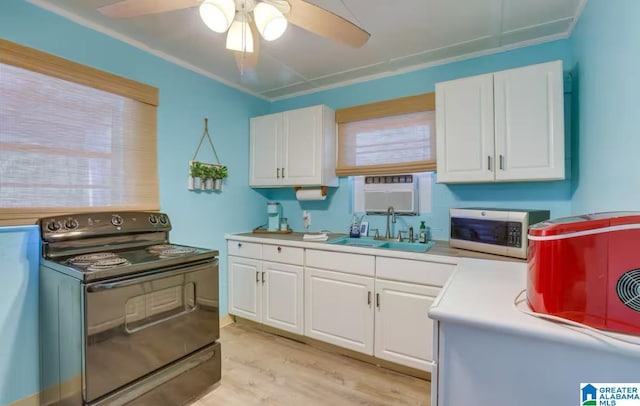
[47,221,61,231]
[64,219,79,230]
[149,214,158,224]
[159,215,168,224]
[111,215,124,226]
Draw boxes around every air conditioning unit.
[363,175,417,214]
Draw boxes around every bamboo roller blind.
[335,92,436,176]
[0,39,159,226]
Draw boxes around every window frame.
[0,39,159,226]
[335,92,436,176]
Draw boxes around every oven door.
[83,259,219,403]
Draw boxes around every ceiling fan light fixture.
[199,0,236,33]
[253,2,288,41]
[226,20,254,53]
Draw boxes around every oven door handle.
[125,306,198,335]
[86,260,216,292]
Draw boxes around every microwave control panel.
[506,222,522,247]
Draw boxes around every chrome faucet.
[385,206,396,239]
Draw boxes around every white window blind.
[0,39,159,226]
[335,93,436,176]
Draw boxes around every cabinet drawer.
[306,249,375,277]
[376,257,455,286]
[227,241,261,259]
[262,244,304,265]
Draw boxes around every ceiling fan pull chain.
[338,0,364,28]
[240,0,247,75]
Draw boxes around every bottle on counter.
[418,221,427,243]
[349,214,362,238]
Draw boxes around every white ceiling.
[28,0,587,100]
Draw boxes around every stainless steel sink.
[326,236,434,253]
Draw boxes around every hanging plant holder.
[188,118,228,192]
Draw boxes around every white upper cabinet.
[436,60,565,183]
[250,105,338,187]
[249,113,281,186]
[436,73,495,183]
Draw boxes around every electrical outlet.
[302,211,311,230]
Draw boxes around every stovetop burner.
[86,257,132,271]
[148,244,198,258]
[67,252,132,270]
[147,244,175,253]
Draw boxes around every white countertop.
[429,258,640,358]
[225,232,523,264]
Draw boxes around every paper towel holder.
[294,186,327,196]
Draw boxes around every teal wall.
[570,0,640,213]
[267,40,575,239]
[0,0,268,402]
[0,227,40,406]
[3,0,638,403]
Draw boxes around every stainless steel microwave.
[449,208,550,259]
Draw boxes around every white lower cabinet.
[304,267,375,355]
[228,242,304,335]
[228,238,457,373]
[228,256,262,322]
[262,261,304,334]
[374,279,440,371]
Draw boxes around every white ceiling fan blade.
[234,16,260,71]
[285,0,370,48]
[98,0,202,18]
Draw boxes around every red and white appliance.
[527,211,640,335]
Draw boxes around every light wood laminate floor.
[191,323,430,406]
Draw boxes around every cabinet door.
[374,279,440,371]
[305,267,374,355]
[250,113,282,186]
[262,261,304,334]
[228,256,261,322]
[436,73,495,183]
[494,60,564,181]
[281,105,323,186]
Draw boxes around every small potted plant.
[190,161,205,190]
[212,165,228,191]
[203,165,215,190]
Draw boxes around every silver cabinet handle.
[499,155,504,170]
[237,242,242,248]
[277,246,282,253]
[488,155,492,171]
[376,293,380,309]
[282,167,285,178]
[276,168,280,179]
[367,291,371,306]
[256,271,259,283]
[261,271,265,284]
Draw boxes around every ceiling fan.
[97,0,370,71]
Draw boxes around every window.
[0,39,159,226]
[335,93,436,176]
